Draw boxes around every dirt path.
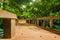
[12,24,60,40]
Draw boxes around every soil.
[11,24,60,40]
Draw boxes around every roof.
[0,9,17,19]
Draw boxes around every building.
[0,9,17,39]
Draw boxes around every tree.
[0,0,60,19]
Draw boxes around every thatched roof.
[0,10,17,19]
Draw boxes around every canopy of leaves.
[0,0,60,19]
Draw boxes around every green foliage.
[0,18,4,38]
[0,0,60,19]
[18,11,35,19]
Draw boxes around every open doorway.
[0,18,11,39]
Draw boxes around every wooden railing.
[26,16,60,35]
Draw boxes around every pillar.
[43,20,45,28]
[36,19,39,26]
[50,19,53,29]
[11,19,16,38]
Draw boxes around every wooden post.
[36,19,39,26]
[43,20,45,28]
[50,19,53,29]
[35,20,37,25]
[29,20,30,24]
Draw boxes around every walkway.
[12,24,60,40]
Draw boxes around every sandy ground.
[0,20,60,40]
[11,24,60,40]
